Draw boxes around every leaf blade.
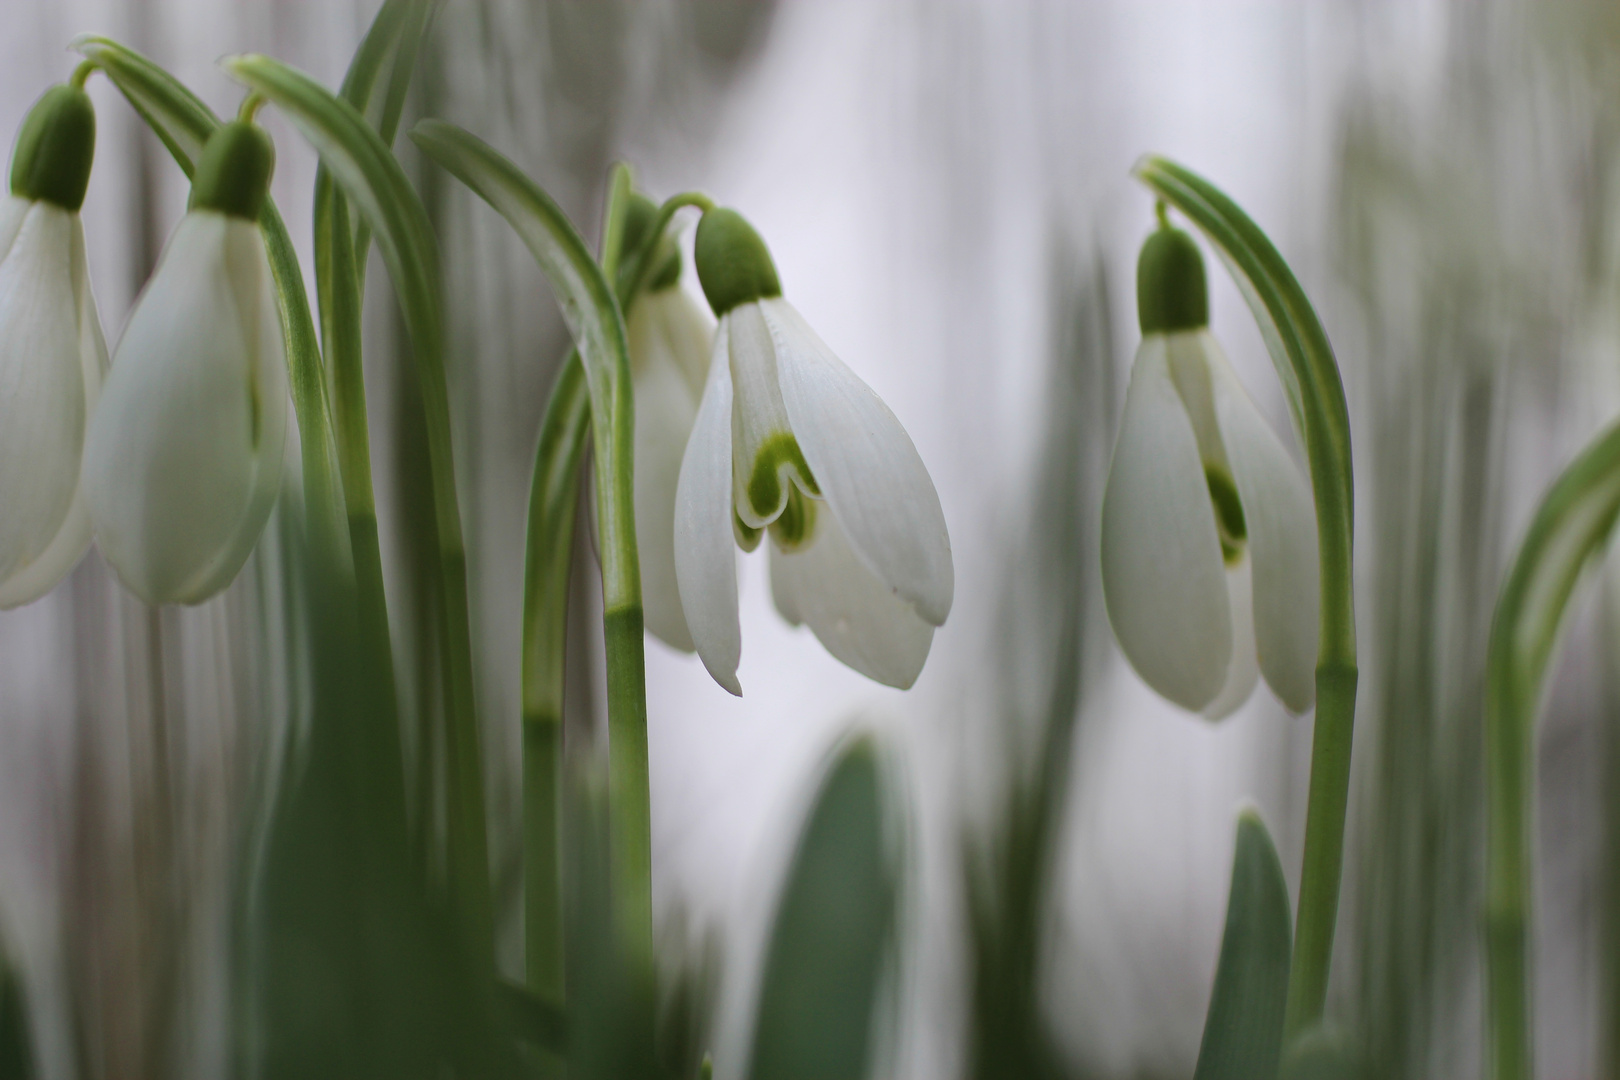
[1193,810,1293,1080]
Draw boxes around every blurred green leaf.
[1193,810,1293,1080]
[0,938,33,1080]
[1280,1025,1361,1080]
[747,737,899,1080]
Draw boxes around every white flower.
[0,85,107,608]
[83,122,287,606]
[1101,225,1318,718]
[673,209,953,694]
[628,281,714,652]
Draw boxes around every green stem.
[519,181,701,1004]
[225,55,496,968]
[522,355,589,1000]
[1132,157,1359,1039]
[1483,420,1620,1080]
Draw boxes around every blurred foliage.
[963,243,1114,1080]
[747,738,899,1080]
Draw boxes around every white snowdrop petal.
[1210,341,1320,712]
[673,322,743,694]
[1100,336,1233,712]
[726,301,802,529]
[83,212,287,605]
[632,286,714,400]
[0,496,90,608]
[764,297,954,627]
[1202,557,1261,720]
[631,304,703,653]
[767,508,935,689]
[0,195,30,263]
[0,202,88,598]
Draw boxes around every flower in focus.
[83,120,288,605]
[674,207,953,694]
[0,82,107,608]
[621,194,714,652]
[1100,219,1318,718]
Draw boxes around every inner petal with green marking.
[727,300,821,530]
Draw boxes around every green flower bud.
[694,207,781,317]
[1136,222,1208,334]
[9,85,96,212]
[188,122,274,221]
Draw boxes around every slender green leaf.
[0,937,33,1080]
[1194,811,1293,1080]
[223,54,494,971]
[72,34,213,172]
[1484,419,1620,1080]
[409,121,656,1000]
[406,119,638,610]
[1133,157,1358,1036]
[748,738,899,1080]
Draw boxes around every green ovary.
[746,431,820,522]
[1206,465,1247,565]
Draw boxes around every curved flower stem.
[1133,156,1358,1039]
[1484,422,1620,1080]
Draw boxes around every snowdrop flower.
[620,195,714,652]
[674,208,952,693]
[0,82,107,608]
[1101,221,1318,718]
[83,120,288,605]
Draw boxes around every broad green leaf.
[748,738,899,1080]
[406,119,639,611]
[1193,810,1292,1080]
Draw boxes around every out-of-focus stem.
[1482,420,1620,1080]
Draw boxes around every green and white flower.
[674,208,952,693]
[0,83,107,608]
[620,197,715,653]
[1101,222,1318,718]
[83,120,288,605]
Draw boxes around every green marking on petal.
[734,508,763,553]
[770,486,818,552]
[747,431,820,521]
[1206,464,1248,565]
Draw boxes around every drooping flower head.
[674,207,953,693]
[1100,217,1319,718]
[83,119,288,605]
[618,193,714,653]
[0,80,108,607]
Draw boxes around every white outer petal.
[1201,557,1261,720]
[1209,339,1319,712]
[1100,336,1232,712]
[83,212,288,606]
[763,297,953,626]
[0,213,109,607]
[0,202,88,602]
[0,195,29,261]
[631,297,706,652]
[768,509,936,689]
[673,321,743,694]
